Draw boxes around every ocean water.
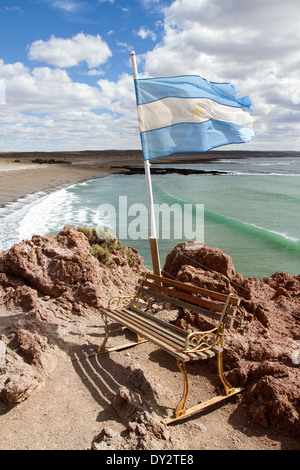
[0,156,299,278]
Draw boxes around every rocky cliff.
[0,233,299,442]
[0,229,145,407]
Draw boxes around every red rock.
[0,229,145,408]
[0,229,145,310]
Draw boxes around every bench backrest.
[137,272,240,326]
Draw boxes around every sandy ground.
[0,152,299,451]
[0,155,122,208]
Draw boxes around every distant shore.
[0,150,299,208]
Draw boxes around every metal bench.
[95,271,243,423]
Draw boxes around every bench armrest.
[183,327,220,354]
[108,295,138,310]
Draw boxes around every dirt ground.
[0,308,299,451]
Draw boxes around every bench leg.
[162,354,244,425]
[94,313,110,354]
[92,314,148,356]
[174,360,189,418]
[217,350,236,396]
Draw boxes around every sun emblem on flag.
[187,104,208,121]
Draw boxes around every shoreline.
[1,150,299,208]
[0,160,116,208]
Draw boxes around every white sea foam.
[228,171,300,176]
[246,223,299,243]
[18,188,78,242]
[0,188,75,251]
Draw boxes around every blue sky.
[1,0,300,152]
[0,1,169,81]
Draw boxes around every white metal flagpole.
[130,51,161,275]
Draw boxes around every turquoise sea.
[0,156,299,278]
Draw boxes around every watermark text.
[95,196,204,242]
[0,340,6,364]
[0,79,6,105]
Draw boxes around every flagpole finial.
[130,51,138,80]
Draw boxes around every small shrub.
[89,244,110,264]
[77,226,99,245]
[63,225,137,267]
[76,226,118,265]
[127,252,135,267]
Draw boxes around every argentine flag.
[134,75,254,161]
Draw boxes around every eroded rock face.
[0,229,145,406]
[1,229,144,309]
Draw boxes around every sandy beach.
[0,150,184,207]
[1,150,299,208]
[0,151,214,207]
[0,150,211,207]
[0,153,127,208]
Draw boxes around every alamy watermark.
[95,196,204,242]
[292,340,300,365]
[0,340,6,365]
[0,79,6,105]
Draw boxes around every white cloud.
[28,33,112,69]
[139,0,300,150]
[0,60,103,113]
[139,0,160,7]
[0,109,133,151]
[97,73,136,114]
[116,41,133,53]
[143,0,300,78]
[51,0,88,13]
[0,78,6,104]
[2,0,300,152]
[137,27,157,41]
[0,58,139,151]
[0,6,24,15]
[86,69,105,77]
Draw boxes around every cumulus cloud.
[28,33,112,69]
[143,0,300,80]
[0,57,138,151]
[51,0,89,13]
[97,73,136,114]
[137,27,157,41]
[0,108,131,151]
[0,60,103,113]
[2,0,300,151]
[139,0,300,150]
[0,78,5,104]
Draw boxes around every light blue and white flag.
[134,75,254,160]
